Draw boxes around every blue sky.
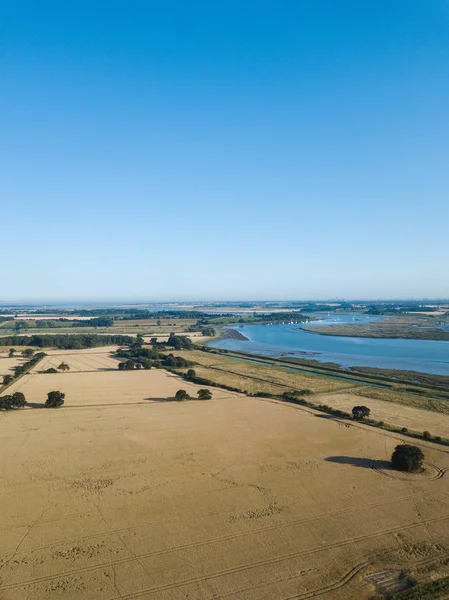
[1,1,448,301]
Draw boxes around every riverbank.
[208,321,449,376]
[220,328,249,341]
[201,346,449,396]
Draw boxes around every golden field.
[0,354,26,378]
[1,359,449,599]
[176,350,449,439]
[30,348,122,374]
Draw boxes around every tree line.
[0,334,134,349]
[2,351,46,386]
[72,317,114,327]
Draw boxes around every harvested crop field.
[5,369,220,407]
[31,349,121,373]
[0,355,26,377]
[2,366,449,599]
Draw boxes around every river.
[208,314,449,376]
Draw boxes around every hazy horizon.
[2,1,448,300]
[1,297,448,307]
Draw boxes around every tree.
[168,333,183,350]
[186,369,196,380]
[13,365,25,376]
[118,359,135,370]
[8,348,15,357]
[0,392,27,410]
[352,405,370,420]
[423,431,431,440]
[201,327,216,337]
[22,348,35,358]
[58,362,70,372]
[45,391,65,408]
[11,392,26,407]
[197,389,212,400]
[163,355,176,368]
[0,395,12,410]
[2,375,13,386]
[175,389,190,401]
[391,444,424,472]
[14,321,28,333]
[44,368,58,374]
[167,333,194,350]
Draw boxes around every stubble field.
[1,361,449,599]
[0,354,26,378]
[30,348,122,374]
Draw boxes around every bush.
[352,405,370,420]
[45,391,65,408]
[197,389,212,400]
[423,430,431,440]
[282,390,312,400]
[391,444,424,472]
[175,389,190,401]
[44,368,58,374]
[282,391,309,405]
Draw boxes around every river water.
[208,314,449,376]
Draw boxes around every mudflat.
[1,368,449,599]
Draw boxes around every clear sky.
[1,1,448,302]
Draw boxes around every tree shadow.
[144,397,181,403]
[314,414,347,420]
[325,456,393,471]
[25,402,47,409]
